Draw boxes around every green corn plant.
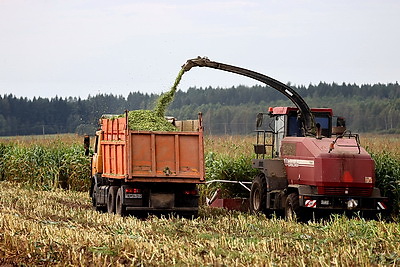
[204,151,260,198]
[370,150,400,216]
[0,141,90,191]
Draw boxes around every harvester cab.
[255,107,342,158]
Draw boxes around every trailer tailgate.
[128,131,204,183]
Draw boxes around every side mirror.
[256,113,264,128]
[316,123,322,139]
[332,116,346,135]
[337,117,346,127]
[84,135,90,156]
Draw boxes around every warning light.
[126,188,141,194]
[184,190,198,195]
[329,142,335,153]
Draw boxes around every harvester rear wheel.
[285,193,301,221]
[250,175,267,214]
[107,186,119,214]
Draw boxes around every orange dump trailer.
[89,113,205,217]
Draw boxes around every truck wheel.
[92,184,98,208]
[285,193,301,221]
[107,186,119,214]
[115,187,126,216]
[250,175,267,214]
[89,178,95,198]
[92,184,107,213]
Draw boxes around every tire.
[107,186,119,214]
[92,183,98,208]
[115,187,126,216]
[250,175,267,214]
[89,177,95,198]
[92,182,107,213]
[285,193,301,221]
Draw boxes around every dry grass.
[205,135,255,158]
[1,181,399,266]
[362,134,400,159]
[0,133,82,146]
[205,134,400,160]
[3,133,398,159]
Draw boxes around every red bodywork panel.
[281,137,375,196]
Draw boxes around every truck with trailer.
[87,112,205,217]
[182,57,389,220]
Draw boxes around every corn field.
[0,134,399,265]
[0,135,90,191]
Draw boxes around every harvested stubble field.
[1,181,400,266]
[0,134,400,266]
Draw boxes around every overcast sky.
[0,0,399,99]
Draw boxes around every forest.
[0,82,399,136]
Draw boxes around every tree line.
[0,82,399,136]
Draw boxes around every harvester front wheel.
[250,175,267,214]
[285,193,301,221]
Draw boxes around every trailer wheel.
[250,175,267,214]
[115,187,126,216]
[285,193,301,221]
[107,186,119,214]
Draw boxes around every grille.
[318,187,372,197]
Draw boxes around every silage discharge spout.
[181,56,316,135]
